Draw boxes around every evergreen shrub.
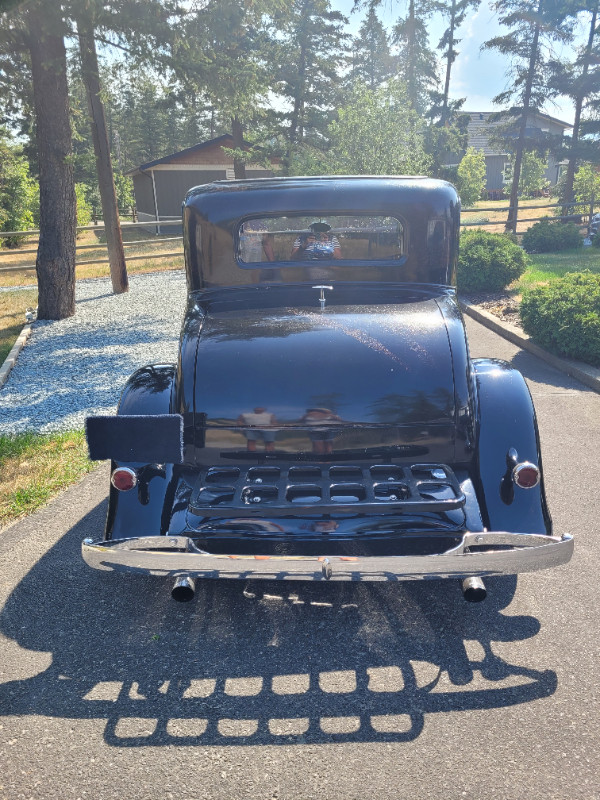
[520,271,600,366]
[521,218,582,253]
[457,229,529,292]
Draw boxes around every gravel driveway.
[0,271,187,434]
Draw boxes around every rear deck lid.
[191,297,457,461]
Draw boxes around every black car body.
[84,176,573,601]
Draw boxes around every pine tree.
[0,3,77,318]
[347,5,393,90]
[174,0,282,179]
[436,0,481,125]
[483,0,575,231]
[74,1,128,294]
[392,0,440,114]
[25,2,77,320]
[548,1,600,213]
[275,0,348,170]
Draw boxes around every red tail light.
[111,467,138,491]
[512,462,540,489]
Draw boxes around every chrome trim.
[82,531,573,581]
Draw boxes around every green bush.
[114,171,135,210]
[457,229,529,292]
[457,147,487,206]
[521,217,582,253]
[520,271,600,366]
[518,151,550,197]
[75,183,93,227]
[0,150,37,247]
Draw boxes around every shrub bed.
[520,271,600,366]
[457,229,529,292]
[522,218,582,253]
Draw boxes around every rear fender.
[473,358,551,535]
[118,364,176,416]
[106,365,179,539]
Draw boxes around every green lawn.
[0,430,94,527]
[517,245,600,288]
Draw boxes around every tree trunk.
[77,15,128,293]
[441,0,456,126]
[231,116,246,179]
[26,4,76,320]
[406,0,417,111]
[561,5,597,218]
[505,4,542,234]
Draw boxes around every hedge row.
[520,272,600,367]
[456,229,599,367]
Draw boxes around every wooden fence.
[0,218,183,274]
[461,199,597,230]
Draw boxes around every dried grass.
[0,431,94,527]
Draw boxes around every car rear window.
[237,214,405,266]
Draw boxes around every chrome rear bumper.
[82,531,573,581]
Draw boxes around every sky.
[333,0,583,125]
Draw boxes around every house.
[125,135,279,232]
[464,111,572,198]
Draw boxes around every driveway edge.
[0,462,108,550]
[460,300,600,394]
[0,323,32,389]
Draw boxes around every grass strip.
[0,430,94,527]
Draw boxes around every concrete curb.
[460,300,600,395]
[0,323,32,389]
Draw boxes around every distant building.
[463,111,572,199]
[125,135,279,232]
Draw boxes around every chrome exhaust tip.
[461,576,486,603]
[171,575,196,602]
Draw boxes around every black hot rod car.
[84,176,573,602]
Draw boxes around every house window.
[502,161,513,185]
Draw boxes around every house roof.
[465,111,572,157]
[125,134,244,176]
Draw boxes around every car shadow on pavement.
[508,351,595,393]
[0,500,556,748]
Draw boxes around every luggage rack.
[188,463,466,517]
